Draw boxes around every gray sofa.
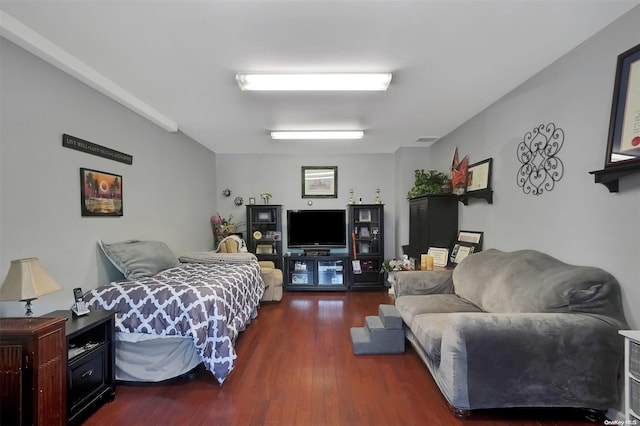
[393,248,628,417]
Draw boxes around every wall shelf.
[590,162,640,193]
[458,189,493,205]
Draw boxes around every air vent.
[413,137,440,147]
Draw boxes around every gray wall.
[0,39,217,317]
[215,153,397,257]
[428,7,640,329]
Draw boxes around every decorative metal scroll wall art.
[516,123,565,195]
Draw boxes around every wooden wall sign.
[62,134,133,165]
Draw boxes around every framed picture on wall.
[301,166,338,198]
[79,168,123,217]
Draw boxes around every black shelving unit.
[246,205,283,269]
[348,204,385,290]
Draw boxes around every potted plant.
[407,169,449,199]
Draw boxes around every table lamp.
[0,258,63,316]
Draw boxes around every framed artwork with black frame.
[80,167,123,216]
[604,43,640,169]
[301,166,337,198]
[450,230,483,264]
[466,158,492,193]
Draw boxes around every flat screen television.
[287,209,347,249]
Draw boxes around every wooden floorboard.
[85,291,597,426]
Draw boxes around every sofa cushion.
[452,249,625,322]
[395,294,482,328]
[410,313,457,365]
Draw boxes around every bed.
[85,240,265,384]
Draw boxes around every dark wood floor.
[85,291,597,426]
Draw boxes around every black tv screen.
[287,209,347,248]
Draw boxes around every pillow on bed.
[98,239,180,279]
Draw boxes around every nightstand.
[43,310,116,425]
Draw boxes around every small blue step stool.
[350,304,405,355]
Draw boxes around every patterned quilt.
[86,258,265,384]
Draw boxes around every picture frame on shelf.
[452,244,474,264]
[358,209,372,222]
[457,230,483,248]
[249,197,256,205]
[79,168,123,217]
[604,43,640,168]
[256,244,273,254]
[427,247,449,267]
[466,158,493,192]
[359,226,370,238]
[257,211,272,221]
[301,166,338,198]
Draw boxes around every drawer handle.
[81,369,94,379]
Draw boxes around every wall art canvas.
[80,168,123,216]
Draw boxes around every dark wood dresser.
[0,316,67,426]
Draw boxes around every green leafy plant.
[407,169,449,199]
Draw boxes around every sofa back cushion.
[452,249,626,323]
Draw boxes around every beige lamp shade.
[0,258,63,302]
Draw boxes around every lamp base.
[21,299,36,317]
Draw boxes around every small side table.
[42,310,116,425]
[619,330,640,423]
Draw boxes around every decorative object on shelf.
[466,158,493,193]
[211,213,244,246]
[451,147,469,195]
[590,43,640,192]
[234,196,243,206]
[407,169,449,198]
[427,247,450,267]
[0,258,63,316]
[249,197,255,205]
[375,188,382,204]
[450,230,484,265]
[80,168,123,216]
[301,166,338,198]
[441,179,452,194]
[222,188,231,197]
[420,254,434,271]
[516,123,565,196]
[252,230,262,240]
[348,189,355,204]
[260,192,272,204]
[380,255,415,272]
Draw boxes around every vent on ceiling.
[414,137,440,147]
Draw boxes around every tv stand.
[303,249,330,256]
[284,254,348,291]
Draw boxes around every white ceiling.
[1,0,638,154]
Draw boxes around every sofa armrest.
[258,260,275,269]
[393,270,454,297]
[439,312,624,410]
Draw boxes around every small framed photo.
[457,230,483,249]
[427,247,449,267]
[466,158,492,193]
[249,197,256,205]
[301,166,337,198]
[359,226,370,238]
[257,211,272,221]
[80,168,123,216]
[358,209,372,222]
[453,244,473,264]
[256,244,273,254]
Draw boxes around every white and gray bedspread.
[86,255,265,384]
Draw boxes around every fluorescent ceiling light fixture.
[236,73,392,91]
[271,131,364,140]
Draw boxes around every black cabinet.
[246,205,283,269]
[284,255,348,291]
[348,204,385,290]
[405,195,458,262]
[43,310,115,425]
